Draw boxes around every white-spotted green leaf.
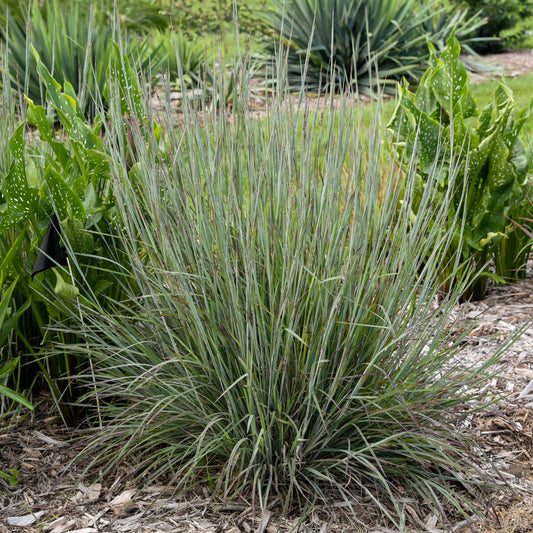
[0,125,37,231]
[25,98,54,143]
[43,166,86,221]
[388,30,533,297]
[429,33,469,120]
[70,141,110,177]
[112,43,145,121]
[25,100,71,169]
[61,216,95,254]
[488,137,514,189]
[34,49,77,128]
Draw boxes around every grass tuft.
[48,48,505,529]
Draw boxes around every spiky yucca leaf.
[259,0,484,94]
[0,0,159,118]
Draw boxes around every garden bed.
[2,271,533,533]
[3,49,533,533]
[470,48,533,81]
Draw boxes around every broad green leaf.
[0,383,33,410]
[25,98,54,143]
[112,43,145,121]
[61,217,95,254]
[53,269,80,300]
[34,50,101,157]
[70,142,110,177]
[0,229,27,276]
[26,99,71,169]
[83,183,100,212]
[42,166,86,221]
[34,49,77,128]
[479,232,503,248]
[0,279,18,327]
[488,137,514,189]
[0,125,37,231]
[63,81,86,122]
[413,112,441,172]
[510,137,528,176]
[0,299,32,347]
[429,34,469,120]
[502,105,529,152]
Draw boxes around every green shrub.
[388,33,533,300]
[46,46,507,528]
[447,0,533,52]
[258,0,484,94]
[169,0,269,40]
[93,0,170,33]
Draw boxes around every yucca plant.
[418,2,489,58]
[0,0,159,119]
[258,0,483,94]
[42,44,510,529]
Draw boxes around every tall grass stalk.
[0,43,15,162]
[50,50,503,529]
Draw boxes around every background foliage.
[258,0,485,94]
[447,0,533,52]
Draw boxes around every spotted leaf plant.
[0,49,119,423]
[25,48,112,228]
[388,32,533,300]
[0,124,38,232]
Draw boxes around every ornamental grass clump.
[51,50,504,529]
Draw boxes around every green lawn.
[470,73,533,132]
[352,72,533,137]
[161,0,269,55]
[283,69,533,166]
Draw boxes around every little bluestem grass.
[50,49,505,530]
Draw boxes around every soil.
[3,50,533,533]
[469,48,533,81]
